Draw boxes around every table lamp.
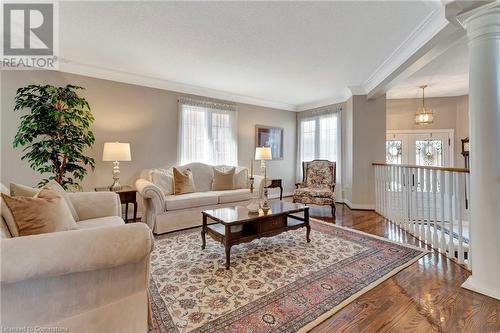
[103,142,131,191]
[255,147,272,210]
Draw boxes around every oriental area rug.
[149,219,426,333]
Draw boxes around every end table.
[266,179,283,200]
[95,185,137,223]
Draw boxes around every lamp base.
[109,181,122,192]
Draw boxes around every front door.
[386,130,454,167]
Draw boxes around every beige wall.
[342,95,386,208]
[1,70,297,198]
[386,95,469,167]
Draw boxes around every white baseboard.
[462,277,500,300]
[342,199,375,211]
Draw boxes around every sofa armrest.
[1,223,153,284]
[136,178,165,230]
[68,191,121,220]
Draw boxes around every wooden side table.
[266,179,283,200]
[95,185,137,223]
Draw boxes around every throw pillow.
[234,168,249,189]
[173,167,196,195]
[151,169,174,195]
[44,180,80,221]
[10,183,40,197]
[212,167,235,191]
[1,189,78,237]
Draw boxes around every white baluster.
[411,168,418,236]
[466,172,471,269]
[432,169,439,248]
[425,168,432,244]
[418,168,424,240]
[388,165,394,221]
[396,166,401,226]
[447,171,455,259]
[402,167,407,230]
[439,170,447,253]
[457,172,465,264]
[384,165,388,219]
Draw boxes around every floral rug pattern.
[149,219,426,333]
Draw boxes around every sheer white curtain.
[178,98,237,166]
[297,105,342,198]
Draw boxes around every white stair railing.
[373,163,471,269]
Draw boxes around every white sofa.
[136,162,264,234]
[0,183,154,333]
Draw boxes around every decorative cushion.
[234,168,249,189]
[173,167,196,195]
[1,189,78,237]
[44,180,80,221]
[10,183,39,197]
[212,167,235,191]
[151,169,174,195]
[1,197,18,237]
[10,181,80,222]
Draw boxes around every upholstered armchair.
[293,160,336,216]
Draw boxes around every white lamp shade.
[255,147,272,160]
[102,142,131,161]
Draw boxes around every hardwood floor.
[284,199,499,333]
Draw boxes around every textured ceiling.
[59,1,448,109]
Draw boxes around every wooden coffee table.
[201,201,310,269]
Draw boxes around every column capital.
[457,3,500,41]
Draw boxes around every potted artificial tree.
[13,85,96,190]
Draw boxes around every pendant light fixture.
[415,85,434,125]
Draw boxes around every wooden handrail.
[372,163,470,173]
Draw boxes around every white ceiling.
[58,1,451,111]
[387,39,469,99]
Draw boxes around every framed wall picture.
[255,125,283,160]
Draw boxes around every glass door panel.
[408,132,451,167]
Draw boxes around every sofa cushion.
[214,189,252,204]
[165,192,219,211]
[76,216,125,229]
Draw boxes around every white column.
[461,5,500,300]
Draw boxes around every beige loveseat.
[136,162,264,234]
[0,183,153,333]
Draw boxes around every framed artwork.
[255,125,283,160]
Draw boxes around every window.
[178,99,237,166]
[298,111,342,197]
[299,113,339,163]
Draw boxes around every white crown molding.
[57,60,297,112]
[362,4,448,94]
[295,89,352,112]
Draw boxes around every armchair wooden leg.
[331,204,336,217]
